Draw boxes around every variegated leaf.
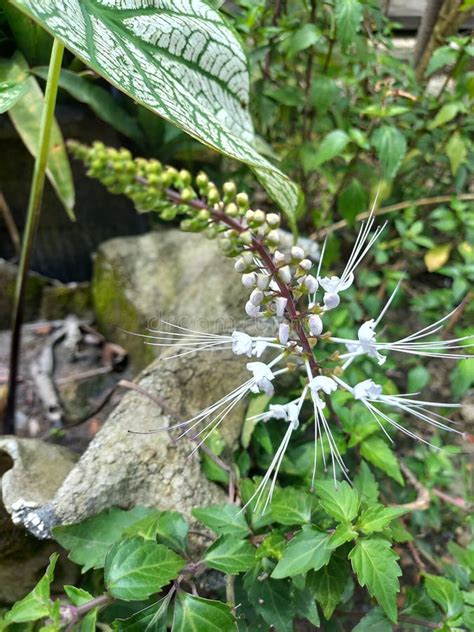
[10,0,302,222]
[0,78,28,114]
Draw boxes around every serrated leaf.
[360,437,404,486]
[426,46,458,76]
[293,587,320,627]
[63,586,97,632]
[113,595,170,631]
[335,0,363,49]
[305,130,351,171]
[428,103,462,130]
[354,461,380,505]
[105,537,185,601]
[124,510,188,554]
[4,554,58,624]
[10,0,301,223]
[286,23,320,57]
[245,573,294,632]
[349,538,402,622]
[34,67,144,143]
[358,505,408,535]
[372,125,407,180]
[269,486,312,526]
[53,506,153,572]
[328,522,358,548]
[192,504,249,537]
[272,527,332,578]
[352,607,392,631]
[446,132,468,176]
[203,535,255,574]
[172,593,237,632]
[0,52,75,217]
[338,178,368,223]
[424,574,464,618]
[315,480,360,523]
[307,554,348,620]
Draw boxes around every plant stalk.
[3,39,65,434]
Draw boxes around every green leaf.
[34,67,144,143]
[241,394,271,448]
[407,366,430,392]
[272,527,332,578]
[358,505,408,535]
[360,437,404,485]
[4,554,58,623]
[328,522,358,549]
[245,573,293,632]
[307,554,348,620]
[0,77,28,113]
[338,178,368,224]
[286,24,320,57]
[203,535,255,574]
[306,130,351,170]
[424,574,464,618]
[446,132,468,176]
[0,52,75,218]
[63,586,98,632]
[192,504,249,538]
[335,0,364,49]
[113,595,170,631]
[270,486,312,526]
[293,587,320,627]
[451,358,474,400]
[426,46,458,76]
[349,538,402,622]
[53,506,154,572]
[10,0,302,224]
[315,480,360,523]
[124,510,188,554]
[354,461,379,505]
[172,593,237,632]
[352,607,392,631]
[428,103,462,130]
[104,538,185,601]
[372,125,407,180]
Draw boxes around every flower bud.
[253,210,266,225]
[279,266,292,284]
[323,293,340,310]
[179,169,192,186]
[245,210,255,223]
[309,314,323,336]
[274,251,286,264]
[267,230,280,245]
[266,213,280,228]
[304,275,319,293]
[197,209,210,221]
[241,251,255,266]
[207,187,220,205]
[239,230,253,246]
[245,301,260,318]
[299,258,312,271]
[291,246,305,261]
[249,288,264,306]
[236,192,249,210]
[226,202,239,217]
[195,172,209,189]
[242,272,257,288]
[257,274,270,290]
[223,181,237,198]
[275,297,288,317]
[234,257,246,273]
[279,323,289,345]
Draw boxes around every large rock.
[92,229,249,368]
[4,229,262,537]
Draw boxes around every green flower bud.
[181,187,197,202]
[223,180,237,201]
[267,229,281,245]
[197,209,211,222]
[236,192,249,211]
[253,209,266,225]
[225,202,239,217]
[179,169,192,186]
[207,187,220,205]
[239,230,253,246]
[266,213,281,228]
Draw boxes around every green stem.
[3,39,65,434]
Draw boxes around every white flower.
[304,275,319,293]
[299,258,312,271]
[309,314,323,336]
[253,340,269,357]
[309,375,338,409]
[274,251,286,264]
[291,246,305,260]
[323,292,340,310]
[354,319,386,365]
[247,361,275,396]
[245,301,260,318]
[353,379,383,400]
[231,331,253,357]
[279,323,289,345]
[320,274,354,294]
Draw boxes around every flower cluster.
[71,142,472,511]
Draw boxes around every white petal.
[323,293,340,310]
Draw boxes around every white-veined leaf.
[10,0,302,224]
